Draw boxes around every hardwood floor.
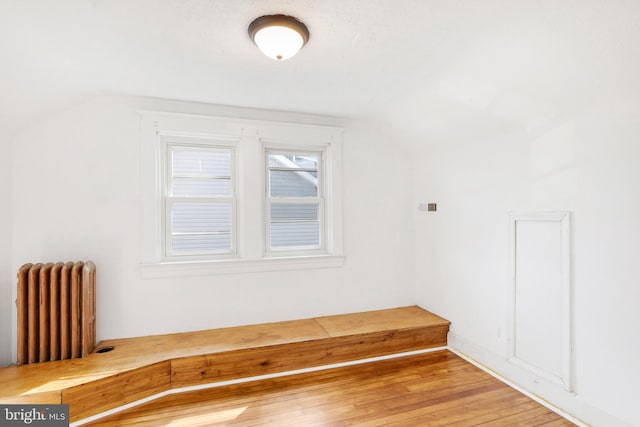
[84,350,576,426]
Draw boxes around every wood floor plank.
[476,406,566,426]
[444,401,548,426]
[85,351,575,427]
[540,420,578,426]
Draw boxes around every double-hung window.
[140,110,344,276]
[266,150,323,253]
[164,140,236,259]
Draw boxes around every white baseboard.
[447,331,631,427]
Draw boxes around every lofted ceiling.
[1,0,639,144]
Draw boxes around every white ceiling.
[2,0,639,144]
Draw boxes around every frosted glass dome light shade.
[249,15,309,61]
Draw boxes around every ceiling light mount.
[249,14,310,61]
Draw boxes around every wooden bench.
[0,306,449,422]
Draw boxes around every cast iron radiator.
[16,261,96,364]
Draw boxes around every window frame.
[162,138,238,261]
[139,110,344,277]
[264,147,326,256]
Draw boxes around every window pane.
[171,148,232,196]
[171,202,232,254]
[269,170,318,197]
[269,154,318,169]
[268,153,318,197]
[172,203,232,233]
[271,203,319,221]
[172,234,232,254]
[172,177,231,197]
[172,149,231,177]
[270,203,320,248]
[167,145,234,257]
[270,221,320,248]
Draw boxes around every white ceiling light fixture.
[248,14,310,61]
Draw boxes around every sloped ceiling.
[1,0,639,143]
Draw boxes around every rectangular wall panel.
[509,212,571,390]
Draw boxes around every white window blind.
[266,151,323,251]
[165,144,235,257]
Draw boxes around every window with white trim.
[164,140,236,258]
[139,110,344,276]
[266,149,323,253]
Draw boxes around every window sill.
[139,255,345,278]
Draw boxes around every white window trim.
[163,138,238,260]
[139,110,344,278]
[264,145,326,256]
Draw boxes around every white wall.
[6,90,636,427]
[413,97,640,426]
[7,96,415,357]
[0,136,12,366]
